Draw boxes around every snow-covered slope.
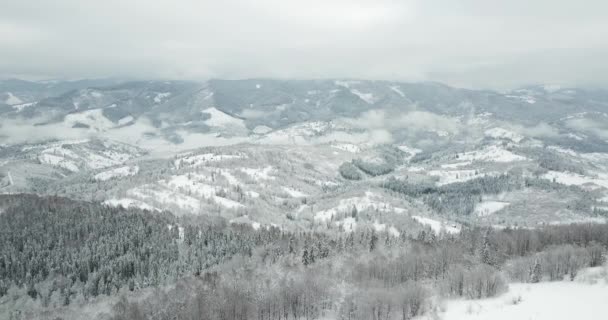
[432,267,608,320]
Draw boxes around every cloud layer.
[1,0,608,88]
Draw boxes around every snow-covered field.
[94,166,139,181]
[39,153,80,172]
[314,191,406,226]
[458,145,527,163]
[542,170,608,189]
[202,107,246,128]
[153,92,171,103]
[282,187,308,198]
[484,127,524,143]
[474,201,510,216]
[332,143,361,153]
[240,166,275,181]
[433,277,608,320]
[411,215,460,234]
[174,153,246,169]
[3,92,23,105]
[441,162,472,169]
[103,198,159,211]
[11,101,36,112]
[429,169,486,186]
[64,109,116,131]
[34,141,141,172]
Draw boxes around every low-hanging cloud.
[566,118,608,139]
[1,0,608,89]
[347,109,462,134]
[507,122,560,139]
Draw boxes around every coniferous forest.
[1,194,606,320]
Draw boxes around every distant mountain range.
[1,78,608,232]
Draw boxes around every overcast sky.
[1,0,607,89]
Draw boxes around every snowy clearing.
[474,201,510,216]
[38,153,80,172]
[162,174,244,209]
[64,109,115,131]
[315,192,406,223]
[94,166,139,181]
[429,169,485,186]
[240,166,275,181]
[103,198,159,211]
[350,89,376,104]
[4,92,23,105]
[117,115,134,126]
[389,85,405,97]
[542,170,608,189]
[252,125,273,134]
[412,215,460,234]
[282,187,308,198]
[441,161,472,169]
[11,101,36,112]
[484,128,524,143]
[458,145,527,163]
[433,280,608,320]
[202,107,246,128]
[332,143,361,153]
[174,153,246,169]
[153,92,171,103]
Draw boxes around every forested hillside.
[0,194,606,320]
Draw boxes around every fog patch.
[346,110,462,135]
[566,118,608,139]
[507,122,560,139]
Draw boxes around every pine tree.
[370,231,378,251]
[480,231,495,266]
[530,259,542,283]
[302,247,310,266]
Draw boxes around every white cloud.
[347,109,462,134]
[1,0,607,88]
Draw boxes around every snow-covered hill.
[1,78,608,230]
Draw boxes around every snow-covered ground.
[282,187,308,198]
[458,145,527,163]
[103,198,159,211]
[314,191,406,224]
[252,125,273,135]
[153,92,171,103]
[484,128,524,143]
[542,170,608,189]
[161,174,244,209]
[202,107,246,128]
[11,101,36,112]
[389,85,405,97]
[398,145,422,160]
[94,166,139,181]
[39,153,80,172]
[429,169,486,186]
[411,215,460,234]
[4,92,23,105]
[64,109,116,131]
[433,274,608,320]
[372,221,401,237]
[240,166,275,181]
[332,143,361,153]
[36,140,140,173]
[174,153,246,169]
[474,201,510,217]
[350,89,376,104]
[6,171,13,186]
[117,115,134,126]
[505,94,536,104]
[441,161,472,169]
